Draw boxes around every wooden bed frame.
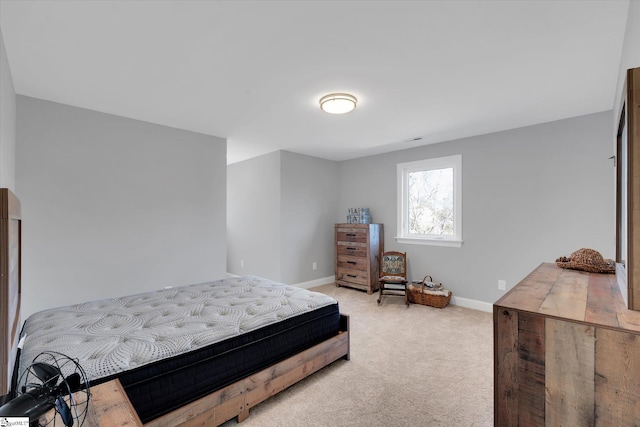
[0,188,350,425]
[1,188,21,398]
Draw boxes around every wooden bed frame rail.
[147,314,349,427]
[1,188,21,398]
[51,315,350,427]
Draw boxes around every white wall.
[227,150,339,285]
[338,112,614,306]
[0,28,16,191]
[16,96,227,318]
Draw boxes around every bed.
[0,188,350,426]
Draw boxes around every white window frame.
[396,154,462,247]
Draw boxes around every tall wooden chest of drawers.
[335,223,383,294]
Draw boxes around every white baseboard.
[451,295,493,313]
[225,273,334,290]
[292,275,335,289]
[294,278,492,312]
[227,273,492,312]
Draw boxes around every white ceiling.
[0,1,630,164]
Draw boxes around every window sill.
[395,236,463,248]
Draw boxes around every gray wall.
[0,28,16,191]
[227,150,339,284]
[614,1,640,127]
[16,96,227,318]
[280,151,339,284]
[227,151,282,280]
[338,111,614,305]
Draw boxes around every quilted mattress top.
[17,276,337,384]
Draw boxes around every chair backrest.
[380,251,407,279]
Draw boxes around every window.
[396,154,462,247]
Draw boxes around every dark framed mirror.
[617,67,640,310]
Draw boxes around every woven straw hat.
[555,248,615,274]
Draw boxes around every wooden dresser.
[335,223,383,294]
[494,263,640,426]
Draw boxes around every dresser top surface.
[494,262,640,333]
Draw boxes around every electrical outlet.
[241,259,244,269]
[498,280,506,291]
[312,262,317,270]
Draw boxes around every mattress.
[17,276,341,422]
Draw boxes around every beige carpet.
[221,283,494,427]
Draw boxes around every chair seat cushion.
[380,276,407,283]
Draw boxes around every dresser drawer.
[336,268,369,285]
[336,255,368,271]
[336,241,368,257]
[336,228,368,244]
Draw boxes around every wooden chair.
[377,251,409,306]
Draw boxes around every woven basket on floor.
[408,276,451,308]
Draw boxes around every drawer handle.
[347,261,357,265]
[347,274,357,278]
[346,247,356,251]
[346,233,356,237]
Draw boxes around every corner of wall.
[0,26,17,191]
[613,1,640,130]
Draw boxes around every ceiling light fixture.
[319,93,357,114]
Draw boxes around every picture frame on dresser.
[334,223,383,294]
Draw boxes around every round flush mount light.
[319,93,357,114]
